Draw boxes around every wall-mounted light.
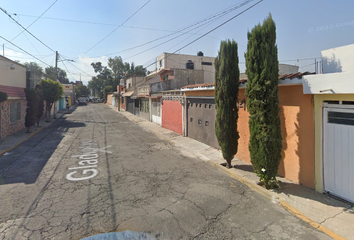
[10,64,15,70]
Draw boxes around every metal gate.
[187,98,219,149]
[323,107,354,203]
[127,98,134,114]
[134,99,140,116]
[151,99,161,125]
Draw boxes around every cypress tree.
[245,14,282,189]
[25,88,37,132]
[215,39,240,169]
[35,84,44,127]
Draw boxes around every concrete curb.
[211,163,346,240]
[0,126,44,157]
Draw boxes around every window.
[10,102,21,123]
[201,62,212,66]
[140,99,149,113]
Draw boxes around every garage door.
[127,98,134,114]
[187,98,219,149]
[323,107,354,203]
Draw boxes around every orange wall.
[236,85,315,189]
[162,100,183,135]
[107,95,112,105]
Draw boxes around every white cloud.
[73,55,109,85]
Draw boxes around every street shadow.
[234,164,254,172]
[276,181,353,209]
[0,118,86,185]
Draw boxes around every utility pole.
[53,51,58,119]
[2,44,4,56]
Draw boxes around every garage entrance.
[187,98,219,149]
[323,105,354,203]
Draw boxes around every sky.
[1,0,354,85]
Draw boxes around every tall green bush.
[215,39,240,168]
[25,88,37,132]
[245,14,282,189]
[0,91,7,103]
[35,84,44,127]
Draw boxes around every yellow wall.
[0,57,26,88]
[314,94,354,192]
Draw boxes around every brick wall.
[0,99,26,139]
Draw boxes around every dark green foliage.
[245,14,282,189]
[35,84,44,127]
[39,79,64,122]
[75,85,90,98]
[215,40,240,169]
[102,85,113,100]
[25,88,37,131]
[0,91,7,103]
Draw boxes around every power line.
[0,7,55,53]
[144,0,264,69]
[89,0,252,59]
[65,60,93,77]
[59,54,77,81]
[0,35,50,66]
[10,0,58,42]
[81,0,151,55]
[122,0,254,61]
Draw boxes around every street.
[0,103,331,240]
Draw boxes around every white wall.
[0,56,26,88]
[321,43,354,73]
[157,53,215,80]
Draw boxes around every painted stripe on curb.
[212,163,347,240]
[0,126,44,157]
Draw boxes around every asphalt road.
[0,103,332,240]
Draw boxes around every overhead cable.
[10,0,58,42]
[0,7,55,53]
[81,0,151,55]
[144,0,264,68]
[0,35,50,66]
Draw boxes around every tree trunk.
[226,160,232,169]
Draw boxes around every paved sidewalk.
[110,105,354,240]
[0,106,76,157]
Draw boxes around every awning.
[122,91,134,97]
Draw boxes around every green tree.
[24,88,37,132]
[245,14,282,189]
[75,85,90,98]
[102,85,113,100]
[214,40,240,169]
[0,91,7,103]
[39,79,64,122]
[24,62,43,77]
[88,76,104,97]
[35,84,44,127]
[44,66,69,84]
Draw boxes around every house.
[0,56,27,139]
[61,83,76,110]
[123,76,145,115]
[151,68,208,127]
[157,51,215,83]
[303,43,354,203]
[178,63,317,190]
